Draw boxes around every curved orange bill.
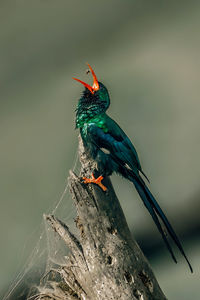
[73,64,99,94]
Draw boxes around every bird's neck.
[76,105,106,128]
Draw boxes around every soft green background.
[1,1,200,299]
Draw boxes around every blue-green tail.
[132,177,193,273]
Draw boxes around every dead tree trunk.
[38,138,167,300]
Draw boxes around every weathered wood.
[38,138,167,300]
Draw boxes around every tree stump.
[38,138,167,300]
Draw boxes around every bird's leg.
[82,173,107,191]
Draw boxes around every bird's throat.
[76,105,105,129]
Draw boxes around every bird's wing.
[85,117,142,175]
[106,117,150,182]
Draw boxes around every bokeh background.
[1,0,200,299]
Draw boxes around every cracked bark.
[36,137,167,300]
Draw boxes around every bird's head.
[73,64,110,115]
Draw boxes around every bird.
[73,63,193,273]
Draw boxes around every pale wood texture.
[36,138,167,300]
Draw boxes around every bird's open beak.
[73,64,99,94]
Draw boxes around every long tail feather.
[140,169,150,183]
[133,179,177,263]
[132,177,193,273]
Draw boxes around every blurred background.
[0,0,200,299]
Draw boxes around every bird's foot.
[82,173,107,191]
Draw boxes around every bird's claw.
[82,173,107,191]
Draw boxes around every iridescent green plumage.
[76,83,110,129]
[74,70,193,273]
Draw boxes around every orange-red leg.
[82,173,107,191]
